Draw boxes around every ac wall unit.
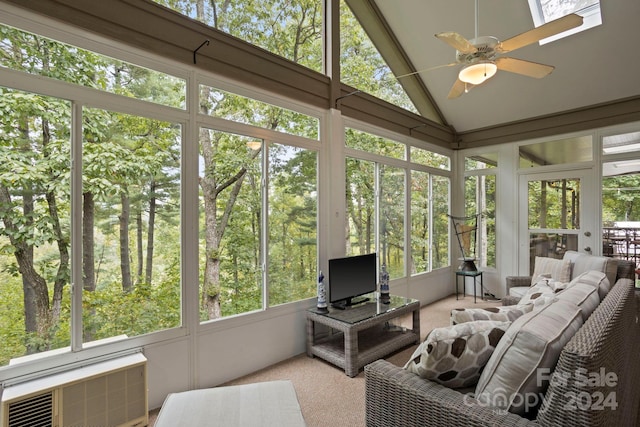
[1,353,148,427]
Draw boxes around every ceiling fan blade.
[396,63,458,79]
[448,79,469,99]
[498,13,583,53]
[435,32,477,54]
[495,57,555,78]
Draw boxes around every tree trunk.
[83,192,96,291]
[40,118,68,325]
[120,192,133,292]
[136,206,143,283]
[82,193,96,342]
[199,128,223,320]
[146,181,156,285]
[45,182,68,324]
[0,186,51,353]
[199,129,254,319]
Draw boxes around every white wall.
[142,268,455,410]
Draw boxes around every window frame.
[527,0,601,45]
[0,9,327,381]
[342,119,452,279]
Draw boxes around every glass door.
[519,170,596,275]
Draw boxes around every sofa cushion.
[451,305,533,325]
[568,270,611,300]
[474,299,583,416]
[508,286,529,298]
[532,256,572,283]
[562,251,617,290]
[404,320,511,389]
[555,282,600,321]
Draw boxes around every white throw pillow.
[531,257,572,283]
[563,251,617,292]
[474,299,583,416]
[404,320,511,389]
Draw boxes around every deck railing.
[603,227,640,271]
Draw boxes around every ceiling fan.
[412,2,583,99]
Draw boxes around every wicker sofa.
[365,264,640,426]
[502,251,633,306]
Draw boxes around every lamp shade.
[458,62,497,85]
[246,140,262,150]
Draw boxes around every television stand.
[306,294,420,377]
[331,296,370,310]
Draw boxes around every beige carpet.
[149,294,499,427]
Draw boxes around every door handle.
[584,247,592,252]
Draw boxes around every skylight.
[527,0,601,44]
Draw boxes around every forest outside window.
[82,108,182,344]
[198,130,319,321]
[464,153,497,269]
[345,127,451,278]
[199,85,319,140]
[0,12,325,366]
[0,24,186,109]
[0,89,72,364]
[0,21,188,365]
[154,0,324,73]
[339,0,418,114]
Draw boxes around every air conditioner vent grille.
[7,391,53,427]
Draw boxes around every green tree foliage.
[0,24,182,363]
[339,1,417,113]
[603,174,640,224]
[0,87,72,356]
[268,145,317,305]
[0,0,462,365]
[156,0,323,72]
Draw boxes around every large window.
[0,89,72,363]
[345,127,450,279]
[82,108,182,343]
[464,153,497,268]
[154,0,323,73]
[197,82,319,321]
[198,131,318,320]
[602,129,640,280]
[0,24,186,109]
[0,23,187,365]
[0,17,321,369]
[339,1,418,114]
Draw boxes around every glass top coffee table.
[306,293,420,377]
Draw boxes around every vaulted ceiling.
[356,0,640,140]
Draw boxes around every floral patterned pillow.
[404,320,511,389]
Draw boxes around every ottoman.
[154,380,306,426]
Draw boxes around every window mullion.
[70,101,83,352]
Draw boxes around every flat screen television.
[328,253,377,309]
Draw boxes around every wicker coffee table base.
[306,299,420,377]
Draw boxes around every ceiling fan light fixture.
[459,62,497,85]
